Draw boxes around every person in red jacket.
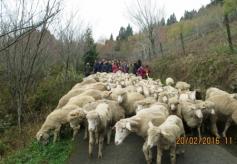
[112,61,119,73]
[144,65,151,78]
[136,65,146,79]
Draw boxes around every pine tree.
[83,28,98,66]
[167,13,177,25]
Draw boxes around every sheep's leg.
[210,114,220,138]
[89,131,94,157]
[222,118,232,137]
[53,125,61,143]
[142,140,152,164]
[170,143,176,164]
[107,128,112,145]
[84,125,88,140]
[98,134,104,159]
[197,125,202,138]
[72,125,80,141]
[156,146,163,164]
[95,132,99,144]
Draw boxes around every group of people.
[84,59,151,79]
[92,59,130,74]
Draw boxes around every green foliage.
[180,10,198,21]
[2,138,74,164]
[151,53,237,93]
[28,66,82,112]
[0,140,8,157]
[224,0,237,14]
[83,28,98,66]
[116,25,133,41]
[167,13,177,25]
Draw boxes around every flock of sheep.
[36,71,237,164]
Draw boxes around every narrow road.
[68,129,237,164]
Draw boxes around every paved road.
[68,129,237,164]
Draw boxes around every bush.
[2,138,74,164]
[27,66,83,112]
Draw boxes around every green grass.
[2,138,74,164]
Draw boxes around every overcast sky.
[63,0,211,41]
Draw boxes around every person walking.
[84,63,91,77]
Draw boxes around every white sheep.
[175,81,190,92]
[147,115,185,164]
[133,97,157,113]
[114,104,169,164]
[166,77,175,86]
[56,88,85,108]
[109,89,145,116]
[206,87,237,99]
[86,101,125,158]
[36,104,79,144]
[66,95,95,108]
[178,100,203,137]
[207,94,237,137]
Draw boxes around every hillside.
[98,4,237,94]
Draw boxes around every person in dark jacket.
[84,63,91,77]
[133,63,138,75]
[99,61,104,72]
[108,61,113,72]
[93,60,100,73]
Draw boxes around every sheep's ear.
[84,110,89,115]
[125,122,132,131]
[148,121,154,128]
[36,133,42,141]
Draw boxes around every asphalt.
[68,129,237,164]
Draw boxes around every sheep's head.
[188,106,203,120]
[168,97,179,114]
[158,92,168,103]
[86,111,100,131]
[114,119,137,145]
[36,131,50,145]
[147,121,161,149]
[115,90,127,104]
[68,109,86,124]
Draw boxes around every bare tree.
[128,0,165,60]
[0,0,61,131]
[56,12,84,80]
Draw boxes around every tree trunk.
[160,42,164,56]
[180,32,186,56]
[224,14,233,52]
[17,93,23,133]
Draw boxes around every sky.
[63,0,211,41]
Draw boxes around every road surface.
[68,128,237,164]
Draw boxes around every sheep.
[166,77,175,86]
[67,100,101,141]
[147,115,185,164]
[133,97,157,113]
[206,87,237,99]
[72,78,97,89]
[66,95,95,108]
[207,94,237,137]
[86,101,125,158]
[36,104,80,144]
[178,100,203,137]
[56,88,85,108]
[194,100,215,133]
[109,89,145,116]
[79,89,111,100]
[167,97,181,117]
[179,90,197,101]
[175,81,190,91]
[73,82,108,91]
[114,104,169,164]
